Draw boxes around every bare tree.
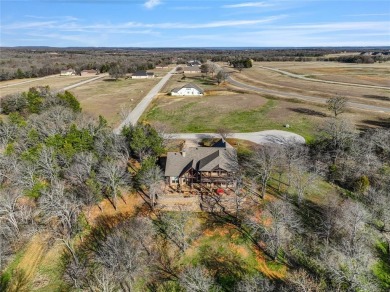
[157,211,201,253]
[246,145,281,199]
[97,159,130,209]
[216,70,228,85]
[93,218,155,292]
[139,165,164,207]
[262,200,301,260]
[286,269,320,292]
[326,96,347,117]
[289,159,318,205]
[179,266,218,292]
[235,274,274,292]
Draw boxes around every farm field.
[256,61,390,87]
[142,91,390,141]
[70,77,162,127]
[0,75,98,97]
[227,62,390,107]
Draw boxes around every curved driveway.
[166,130,306,144]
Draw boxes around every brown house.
[164,139,237,188]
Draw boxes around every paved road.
[114,67,176,134]
[258,65,390,90]
[227,75,390,114]
[166,130,306,144]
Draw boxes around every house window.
[172,177,179,183]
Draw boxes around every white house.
[171,83,204,96]
[60,69,76,76]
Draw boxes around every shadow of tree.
[363,95,390,101]
[360,118,390,129]
[288,107,327,117]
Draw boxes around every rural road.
[114,67,176,134]
[258,66,390,90]
[166,130,306,144]
[227,75,390,114]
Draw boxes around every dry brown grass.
[0,75,97,97]
[228,63,390,108]
[84,192,143,226]
[70,77,161,127]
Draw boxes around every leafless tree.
[317,196,341,246]
[289,159,318,205]
[286,269,321,292]
[93,218,155,292]
[262,200,302,260]
[97,159,130,209]
[235,274,274,292]
[246,145,281,199]
[179,266,218,292]
[139,165,164,207]
[217,127,232,141]
[326,96,347,117]
[338,200,368,257]
[158,211,201,253]
[318,117,355,165]
[37,146,59,182]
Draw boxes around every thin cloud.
[223,2,274,8]
[144,0,162,9]
[2,16,283,31]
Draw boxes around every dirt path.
[258,65,390,90]
[16,234,49,280]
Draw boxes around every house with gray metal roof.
[164,139,237,187]
[171,83,204,96]
[131,71,155,79]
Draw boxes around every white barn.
[171,83,204,96]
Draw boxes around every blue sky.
[1,0,389,47]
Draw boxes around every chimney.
[182,151,186,157]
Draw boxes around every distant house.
[171,83,204,96]
[187,60,202,67]
[60,69,76,76]
[164,139,237,188]
[182,66,201,74]
[131,71,155,79]
[80,69,98,76]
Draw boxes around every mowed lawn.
[142,93,326,140]
[70,77,161,127]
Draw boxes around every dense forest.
[1,47,389,81]
[0,87,389,291]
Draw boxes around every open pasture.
[0,75,97,97]
[70,77,161,127]
[231,62,390,107]
[143,91,390,141]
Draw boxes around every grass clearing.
[0,75,99,98]
[143,93,330,141]
[184,225,286,287]
[230,62,390,107]
[70,77,161,127]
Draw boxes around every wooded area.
[0,87,389,291]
